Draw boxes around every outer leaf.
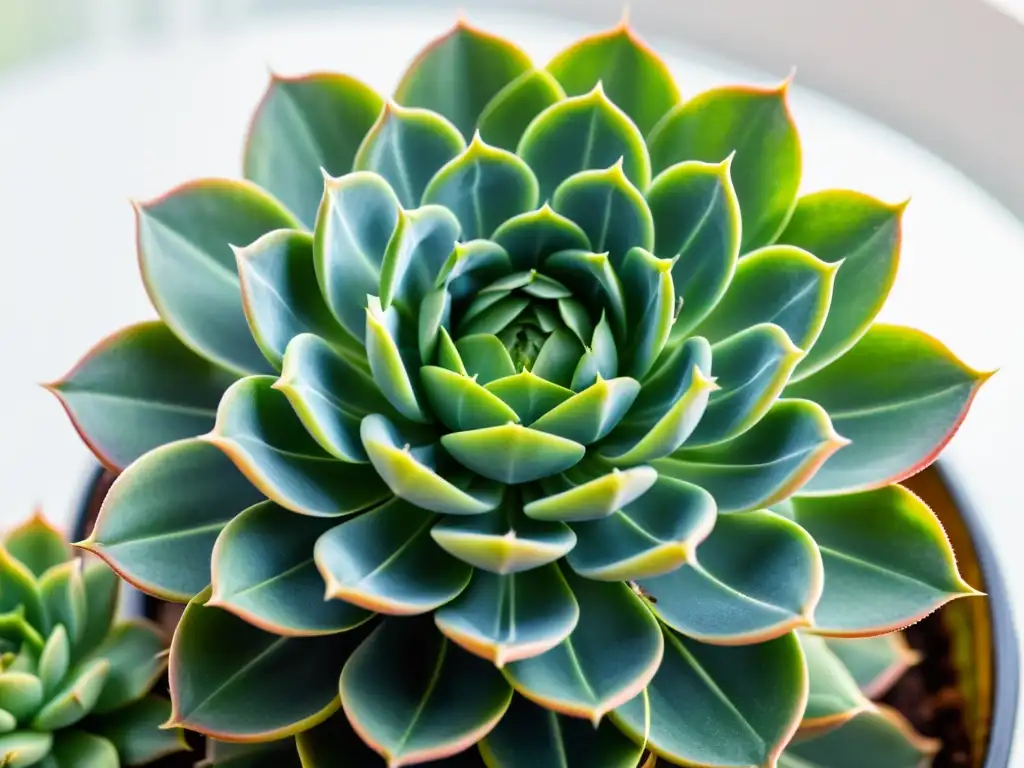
[435,566,579,666]
[567,476,716,581]
[361,413,501,515]
[81,438,264,602]
[206,376,390,517]
[296,710,382,767]
[492,204,590,272]
[525,466,658,522]
[340,617,513,767]
[275,333,389,463]
[314,498,471,616]
[244,72,383,227]
[647,159,741,337]
[786,325,991,494]
[798,634,872,736]
[477,70,565,152]
[551,162,654,267]
[503,571,663,723]
[200,739,301,767]
[640,510,822,644]
[395,21,532,138]
[789,485,977,636]
[777,191,905,380]
[431,501,576,574]
[648,83,800,251]
[3,513,70,579]
[441,423,585,484]
[480,694,643,768]
[687,323,803,447]
[824,635,921,699]
[517,84,651,200]
[354,103,466,208]
[210,501,371,636]
[93,696,188,766]
[423,133,539,239]
[693,245,838,352]
[236,229,356,369]
[659,399,848,513]
[781,706,939,768]
[86,620,167,714]
[136,179,300,374]
[0,675,44,721]
[313,171,400,341]
[49,732,119,767]
[613,631,807,768]
[546,23,679,135]
[46,321,238,471]
[169,588,368,741]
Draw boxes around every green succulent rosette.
[50,19,988,768]
[0,514,185,767]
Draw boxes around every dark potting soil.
[882,613,974,768]
[79,470,977,767]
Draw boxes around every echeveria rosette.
[0,513,185,767]
[49,18,989,768]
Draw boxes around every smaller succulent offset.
[0,513,184,767]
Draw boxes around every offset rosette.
[0,514,184,767]
[50,19,989,768]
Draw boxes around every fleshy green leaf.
[529,376,640,446]
[484,370,573,424]
[0,609,43,655]
[646,159,741,337]
[378,206,461,314]
[0,675,44,721]
[39,561,86,647]
[778,191,905,380]
[480,693,643,768]
[244,73,383,228]
[824,634,921,699]
[93,696,188,766]
[361,413,502,515]
[567,476,716,581]
[798,634,872,736]
[81,438,264,602]
[551,163,654,267]
[200,738,301,767]
[613,630,807,767]
[503,571,663,723]
[492,204,591,272]
[687,323,803,447]
[422,367,521,431]
[619,246,676,380]
[86,620,166,714]
[275,333,388,463]
[431,500,576,574]
[38,625,70,696]
[354,103,466,208]
[544,250,627,339]
[340,617,512,767]
[77,560,120,661]
[693,245,838,352]
[441,423,585,484]
[659,399,848,513]
[517,84,651,200]
[0,732,52,767]
[437,240,514,303]
[477,70,565,152]
[49,732,120,768]
[455,334,517,384]
[640,510,822,644]
[546,23,679,135]
[136,179,300,374]
[786,324,991,494]
[31,658,109,730]
[0,548,44,634]
[313,171,400,341]
[525,466,657,522]
[236,229,357,369]
[529,328,585,389]
[395,21,532,139]
[423,134,539,239]
[364,295,430,424]
[207,376,390,517]
[781,706,939,768]
[170,588,368,740]
[648,83,800,251]
[210,501,371,636]
[435,565,579,666]
[789,485,977,635]
[46,320,238,471]
[3,513,70,579]
[314,498,471,615]
[296,710,382,767]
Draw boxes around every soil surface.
[78,469,977,767]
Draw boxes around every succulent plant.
[49,17,989,768]
[0,513,184,767]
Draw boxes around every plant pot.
[72,461,1019,767]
